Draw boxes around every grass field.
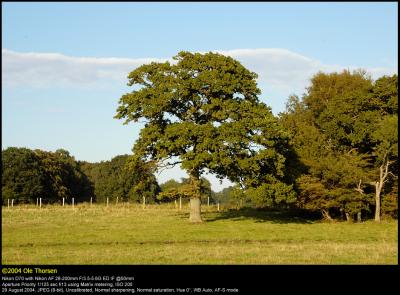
[2,203,398,264]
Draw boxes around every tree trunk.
[374,158,392,223]
[345,212,353,222]
[188,171,203,223]
[321,209,333,221]
[339,208,345,220]
[374,181,381,222]
[189,197,203,223]
[354,180,363,223]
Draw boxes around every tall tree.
[370,114,398,221]
[115,51,291,222]
[281,71,398,221]
[368,75,398,221]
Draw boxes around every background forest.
[2,70,398,222]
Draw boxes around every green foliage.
[2,147,45,203]
[157,177,213,203]
[160,179,182,192]
[247,177,297,208]
[115,51,293,207]
[2,147,93,204]
[308,70,374,150]
[371,114,398,162]
[303,69,373,120]
[381,184,398,219]
[79,155,160,204]
[229,185,247,205]
[35,149,93,203]
[212,186,235,205]
[296,175,335,211]
[370,75,398,115]
[280,70,398,220]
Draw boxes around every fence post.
[207,197,210,207]
[106,197,109,207]
[36,198,39,207]
[143,196,146,209]
[72,198,75,208]
[179,197,182,210]
[62,197,65,207]
[39,198,42,208]
[217,201,220,212]
[175,199,177,209]
[90,197,93,206]
[11,199,14,207]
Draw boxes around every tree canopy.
[115,51,294,221]
[2,147,93,204]
[280,71,398,221]
[79,155,160,204]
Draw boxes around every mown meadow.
[2,203,397,264]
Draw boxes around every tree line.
[2,51,397,222]
[2,148,223,206]
[279,71,397,222]
[220,71,398,221]
[1,149,159,205]
[2,148,92,204]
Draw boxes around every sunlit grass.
[2,203,397,264]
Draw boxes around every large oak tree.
[115,51,291,222]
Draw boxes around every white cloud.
[2,49,167,88]
[215,48,397,100]
[2,48,397,109]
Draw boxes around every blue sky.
[2,2,398,191]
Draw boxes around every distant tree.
[2,147,45,204]
[34,149,93,203]
[79,155,159,204]
[125,156,161,202]
[160,179,182,192]
[229,185,247,208]
[247,175,297,209]
[1,147,93,204]
[181,177,213,204]
[115,51,293,222]
[158,177,214,204]
[157,180,192,203]
[213,186,235,206]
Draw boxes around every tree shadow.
[205,207,320,224]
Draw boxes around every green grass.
[2,203,398,264]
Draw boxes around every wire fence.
[2,197,228,212]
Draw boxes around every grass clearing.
[2,203,397,264]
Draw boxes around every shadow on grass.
[205,207,321,224]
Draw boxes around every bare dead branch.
[354,179,364,194]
